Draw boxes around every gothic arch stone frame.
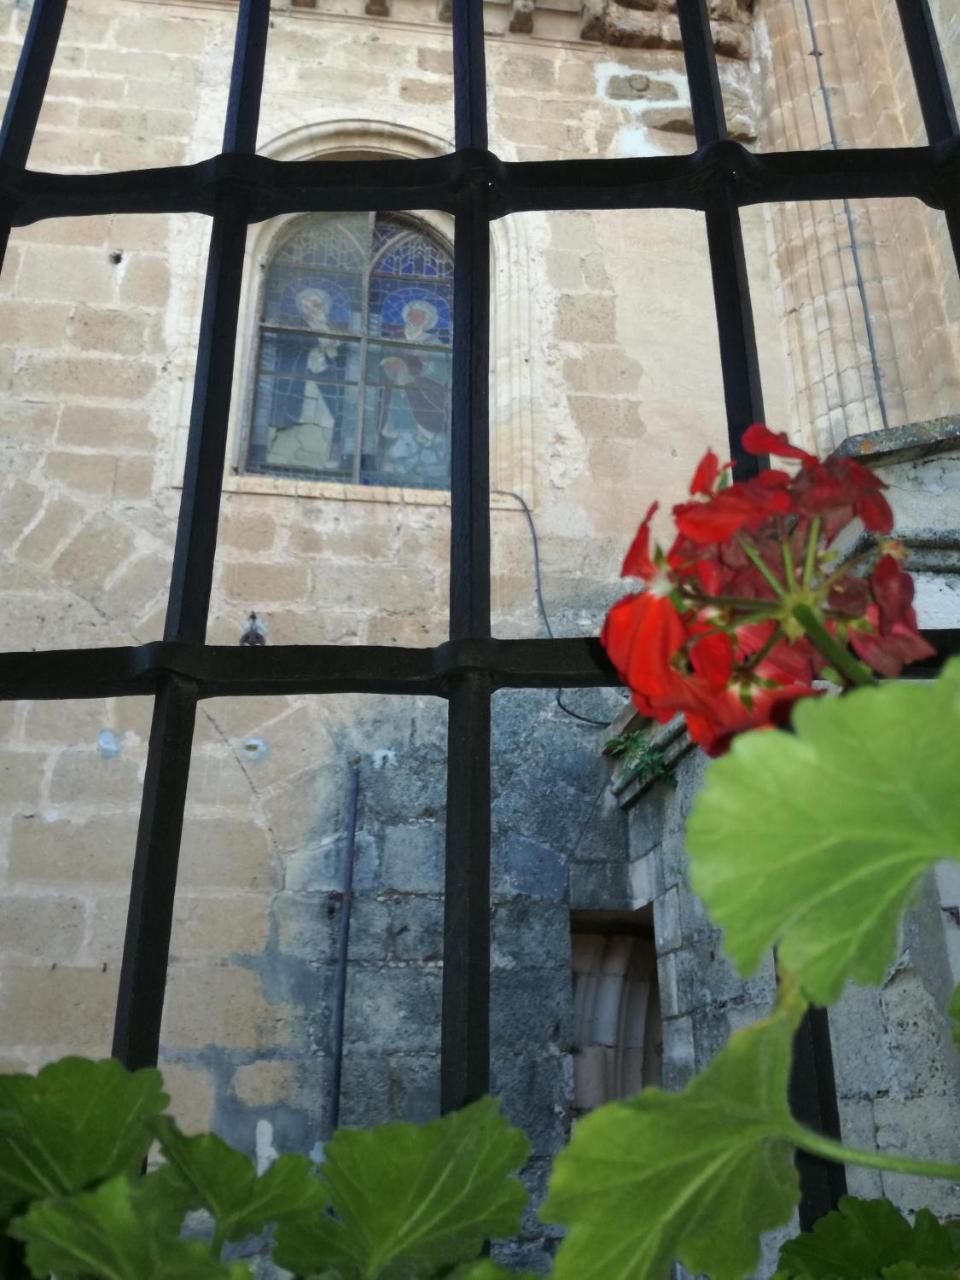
[169,119,539,509]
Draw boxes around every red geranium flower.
[848,555,935,677]
[602,426,931,757]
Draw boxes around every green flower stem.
[789,1124,960,1183]
[802,518,821,589]
[792,603,875,687]
[739,539,786,598]
[781,538,798,593]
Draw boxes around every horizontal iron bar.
[0,636,621,701]
[3,140,959,227]
[3,630,957,702]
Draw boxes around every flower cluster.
[601,424,934,756]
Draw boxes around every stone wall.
[1,0,958,1269]
[757,0,960,452]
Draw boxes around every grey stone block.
[492,967,573,1052]
[379,822,444,893]
[285,831,379,893]
[492,1051,569,1153]
[654,885,682,954]
[661,1014,695,1091]
[342,964,441,1052]
[338,1050,440,1127]
[570,786,629,863]
[492,901,571,971]
[829,982,891,1100]
[270,891,340,962]
[569,859,630,910]
[346,895,443,963]
[492,778,586,858]
[494,833,567,902]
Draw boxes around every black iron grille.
[1,0,958,1231]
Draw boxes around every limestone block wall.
[756,0,960,452]
[0,0,776,1131]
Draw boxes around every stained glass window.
[245,213,453,489]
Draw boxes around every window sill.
[213,470,523,510]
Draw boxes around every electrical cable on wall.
[493,488,615,728]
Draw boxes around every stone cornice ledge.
[834,415,960,468]
[607,709,694,809]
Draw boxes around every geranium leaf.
[448,1263,540,1278]
[687,660,960,1005]
[775,1197,960,1279]
[950,984,960,1049]
[543,986,804,1280]
[149,1117,326,1243]
[9,1175,249,1279]
[0,1058,167,1219]
[274,1097,529,1279]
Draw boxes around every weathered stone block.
[338,1050,439,1126]
[7,812,137,883]
[159,1061,216,1134]
[170,894,269,959]
[380,822,444,893]
[492,1051,569,1152]
[492,901,571,970]
[285,831,379,894]
[178,816,276,891]
[492,967,573,1051]
[0,966,117,1054]
[0,895,84,961]
[342,965,441,1052]
[161,964,288,1051]
[348,895,443,963]
[494,833,566,902]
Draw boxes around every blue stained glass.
[251,213,452,488]
[371,281,452,346]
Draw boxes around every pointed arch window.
[245,212,453,489]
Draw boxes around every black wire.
[492,488,612,728]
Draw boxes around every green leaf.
[274,1097,530,1279]
[543,987,805,1280]
[950,983,960,1050]
[775,1196,960,1279]
[0,1057,168,1219]
[9,1175,249,1280]
[687,661,960,1005]
[148,1116,326,1243]
[448,1263,540,1278]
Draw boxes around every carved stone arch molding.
[168,119,538,508]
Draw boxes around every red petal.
[689,630,734,689]
[600,591,688,700]
[858,490,894,535]
[621,502,659,579]
[690,449,721,496]
[742,423,812,463]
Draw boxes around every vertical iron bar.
[0,0,67,272]
[111,676,198,1069]
[325,763,361,1139]
[791,1008,848,1230]
[678,0,845,1224]
[893,0,960,277]
[442,675,492,1112]
[112,0,270,1070]
[166,0,270,644]
[893,0,958,145]
[442,0,492,1113]
[676,0,764,481]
